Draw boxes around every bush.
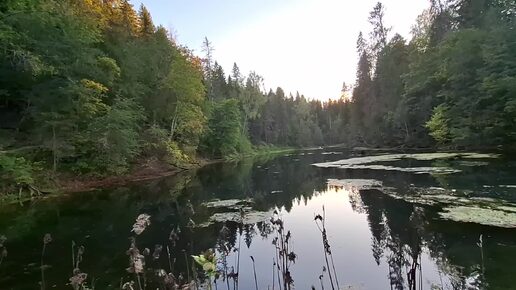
[0,154,37,195]
[164,141,191,167]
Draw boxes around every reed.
[270,210,296,290]
[314,206,340,290]
[0,235,6,268]
[250,256,258,290]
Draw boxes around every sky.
[129,0,429,101]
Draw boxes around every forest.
[0,0,515,198]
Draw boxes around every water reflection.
[0,151,515,289]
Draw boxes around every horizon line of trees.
[1,0,515,196]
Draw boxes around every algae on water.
[327,177,516,228]
[439,206,516,228]
[313,152,499,174]
[196,210,273,227]
[202,198,253,209]
[328,179,383,190]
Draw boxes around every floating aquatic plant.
[327,179,383,190]
[195,210,274,228]
[202,199,253,209]
[439,206,516,228]
[313,152,498,174]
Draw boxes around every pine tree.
[138,4,155,36]
[119,0,139,35]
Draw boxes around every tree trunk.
[169,104,179,141]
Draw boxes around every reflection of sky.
[221,186,452,289]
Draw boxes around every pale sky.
[130,0,429,101]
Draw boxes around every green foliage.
[202,99,245,157]
[164,141,192,167]
[0,154,39,196]
[0,155,35,187]
[344,0,516,149]
[426,105,451,144]
[91,98,145,175]
[192,250,217,277]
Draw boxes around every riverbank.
[62,146,297,191]
[0,145,298,204]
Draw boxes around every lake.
[0,149,515,290]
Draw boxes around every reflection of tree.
[243,224,256,248]
[356,190,427,290]
[192,154,328,214]
[257,221,273,238]
[359,189,387,266]
[351,186,512,290]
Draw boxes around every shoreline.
[56,147,297,194]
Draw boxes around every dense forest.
[1,0,515,197]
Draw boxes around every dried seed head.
[132,214,151,235]
[133,254,145,274]
[121,281,135,290]
[187,218,195,228]
[152,244,163,260]
[0,235,6,247]
[69,271,88,288]
[43,234,52,245]
[169,227,180,247]
[288,251,297,263]
[157,268,167,277]
[163,272,177,286]
[186,200,195,215]
[1,248,7,258]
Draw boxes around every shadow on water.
[0,149,515,289]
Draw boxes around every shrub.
[0,154,37,195]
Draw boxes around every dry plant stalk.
[314,207,340,290]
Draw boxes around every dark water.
[0,149,515,290]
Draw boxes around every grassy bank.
[0,146,298,205]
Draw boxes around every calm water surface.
[0,149,515,290]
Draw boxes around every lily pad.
[321,152,343,155]
[458,161,489,167]
[439,206,516,228]
[333,164,461,174]
[206,210,273,225]
[313,152,498,174]
[202,199,253,209]
[328,179,383,190]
